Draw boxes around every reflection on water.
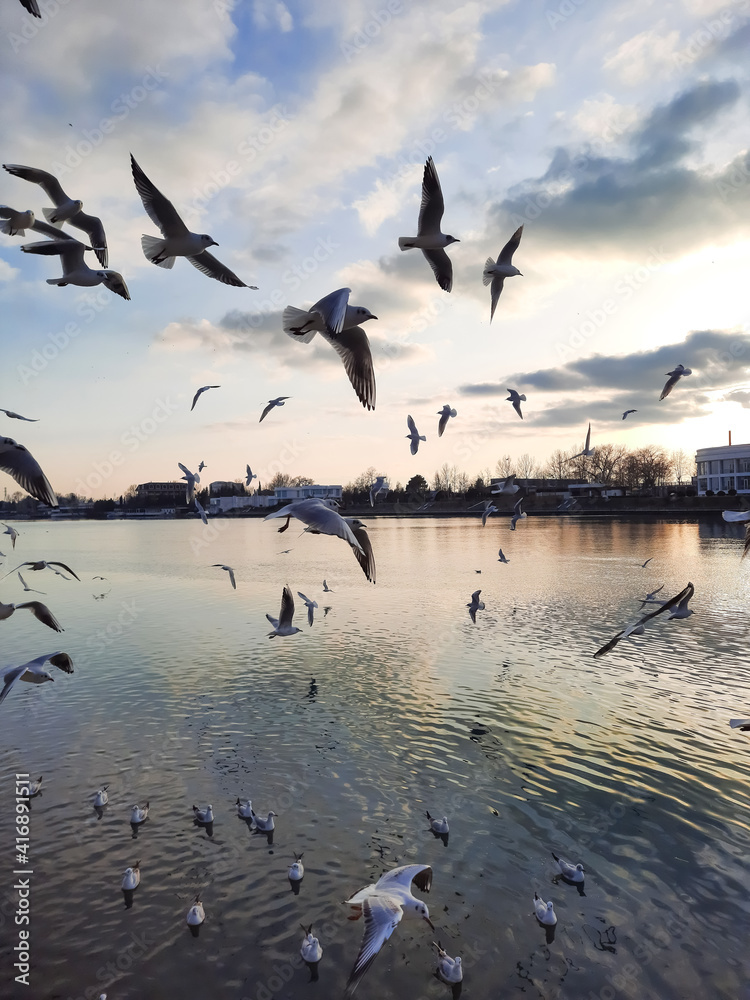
[1,517,750,999]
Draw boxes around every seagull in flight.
[344,864,434,996]
[437,405,457,437]
[1,651,73,708]
[18,0,41,16]
[267,585,302,637]
[570,423,595,459]
[660,364,692,400]
[0,206,35,236]
[641,557,654,568]
[2,523,19,548]
[17,572,43,594]
[369,476,388,507]
[0,436,57,506]
[0,408,37,422]
[593,582,695,658]
[467,589,485,623]
[191,385,220,411]
[622,409,637,420]
[296,592,318,626]
[722,509,750,559]
[259,397,291,422]
[178,463,200,504]
[0,599,63,631]
[4,560,80,581]
[282,287,377,410]
[212,564,236,589]
[245,465,257,487]
[343,518,376,583]
[195,498,208,525]
[506,389,526,419]
[497,548,510,563]
[406,415,426,455]
[510,496,526,530]
[3,163,109,265]
[492,475,519,496]
[468,499,498,527]
[483,225,523,321]
[130,154,257,288]
[20,235,130,300]
[322,579,334,593]
[265,499,366,574]
[398,157,459,292]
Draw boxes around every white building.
[273,485,342,500]
[695,442,750,494]
[208,485,342,512]
[208,495,277,512]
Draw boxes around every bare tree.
[517,453,537,479]
[495,454,514,477]
[671,448,693,484]
[591,443,626,486]
[433,463,461,493]
[544,449,573,480]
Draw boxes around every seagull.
[570,423,595,459]
[190,385,220,411]
[193,804,214,824]
[551,852,584,883]
[468,499,498,527]
[94,786,109,808]
[593,582,695,658]
[23,776,43,797]
[288,852,305,881]
[245,465,257,487]
[497,548,510,563]
[467,589,485,623]
[283,287,377,410]
[20,236,129,299]
[3,163,108,265]
[0,206,35,236]
[178,463,200,504]
[266,585,302,638]
[483,225,523,321]
[323,579,333,592]
[18,0,41,16]
[434,941,463,984]
[510,497,526,530]
[0,436,58,506]
[2,524,19,548]
[660,364,692,400]
[426,811,449,834]
[533,892,557,925]
[187,896,205,926]
[491,475,519,496]
[17,573,44,594]
[730,719,750,732]
[5,560,80,582]
[300,925,323,963]
[640,584,665,605]
[121,862,140,891]
[265,499,365,565]
[250,809,277,831]
[259,397,291,422]
[0,599,63,631]
[622,409,637,420]
[722,509,750,559]
[506,389,526,419]
[398,157,459,292]
[236,797,253,818]
[344,863,434,996]
[297,591,318,626]
[212,564,236,589]
[437,405,457,437]
[0,408,37,422]
[198,461,206,472]
[130,154,256,287]
[130,802,149,824]
[369,476,388,506]
[406,415,426,455]
[641,557,654,568]
[344,519,376,583]
[195,498,208,525]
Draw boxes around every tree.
[291,476,314,486]
[433,463,460,492]
[495,454,514,477]
[405,474,429,494]
[671,448,693,484]
[544,449,574,480]
[517,453,537,479]
[590,443,626,487]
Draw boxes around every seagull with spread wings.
[259,397,291,422]
[483,225,523,321]
[0,599,63,632]
[569,423,595,459]
[266,585,302,638]
[130,154,257,288]
[190,385,220,411]
[398,157,459,292]
[0,651,73,708]
[212,564,236,589]
[0,437,57,507]
[0,408,37,422]
[506,389,526,419]
[20,233,130,300]
[437,404,457,437]
[660,364,692,400]
[593,582,695,658]
[406,415,426,455]
[4,560,80,582]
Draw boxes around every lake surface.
[1,516,749,1000]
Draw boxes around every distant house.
[209,481,247,497]
[695,442,750,494]
[273,485,342,500]
[135,482,187,505]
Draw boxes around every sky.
[1,0,750,499]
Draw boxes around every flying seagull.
[259,397,291,422]
[245,465,257,487]
[296,591,318,626]
[722,509,750,559]
[593,581,695,658]
[0,408,37,422]
[660,364,692,400]
[0,651,73,708]
[398,157,459,292]
[266,585,302,637]
[369,476,388,507]
[570,423,595,459]
[506,389,526,419]
[194,498,208,525]
[344,864,434,996]
[497,548,510,563]
[0,206,36,237]
[492,475,519,496]
[3,163,108,265]
[510,496,526,530]
[622,409,637,420]
[2,523,19,548]
[18,1,41,19]
[191,385,220,411]
[212,564,236,589]
[437,405,457,437]
[483,225,523,321]
[266,499,368,578]
[641,557,654,568]
[468,499,498,527]
[0,599,63,632]
[20,236,130,299]
[4,560,80,581]
[178,463,200,504]
[467,589,485,623]
[130,153,257,287]
[406,414,426,455]
[282,287,377,410]
[17,572,43,594]
[344,518,376,583]
[0,436,57,506]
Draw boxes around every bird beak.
[518,271,523,276]
[424,916,435,930]
[212,240,219,247]
[371,315,378,320]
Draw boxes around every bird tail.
[398,237,415,250]
[41,208,64,227]
[46,278,67,286]
[141,234,175,268]
[282,305,317,343]
[0,220,25,236]
[482,257,495,285]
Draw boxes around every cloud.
[724,388,750,408]
[253,1,294,33]
[604,23,683,86]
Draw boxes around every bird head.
[73,199,83,212]
[510,266,522,277]
[445,235,460,245]
[414,902,434,929]
[355,306,377,322]
[201,234,218,247]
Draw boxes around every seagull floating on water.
[236,797,253,818]
[434,941,463,984]
[426,811,449,834]
[23,776,43,797]
[660,364,692,400]
[250,808,277,831]
[289,852,305,881]
[437,405,457,437]
[130,802,149,824]
[399,157,459,292]
[193,804,214,824]
[300,924,323,963]
[190,385,220,411]
[533,892,557,925]
[551,852,584,882]
[406,415,426,455]
[187,896,205,926]
[94,786,109,808]
[484,224,523,321]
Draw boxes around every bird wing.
[407,414,418,435]
[513,397,523,419]
[0,410,36,422]
[186,250,252,287]
[345,894,403,996]
[513,497,524,515]
[20,238,87,274]
[376,863,433,893]
[660,374,678,400]
[348,521,376,583]
[103,270,131,301]
[259,401,275,422]
[3,164,69,205]
[584,423,591,450]
[417,157,445,235]
[319,326,376,410]
[0,437,57,506]
[675,581,695,611]
[421,248,453,292]
[227,567,236,589]
[438,410,449,437]
[49,562,80,581]
[16,601,63,632]
[312,286,350,335]
[267,500,365,553]
[0,665,28,707]
[70,210,108,267]
[594,582,694,658]
[29,216,78,240]
[489,275,505,320]
[190,388,204,411]
[498,224,523,264]
[130,154,189,237]
[278,585,295,628]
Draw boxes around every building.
[209,494,277,512]
[135,482,188,504]
[273,485,342,500]
[209,481,247,497]
[695,442,750,494]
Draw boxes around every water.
[1,516,749,1000]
